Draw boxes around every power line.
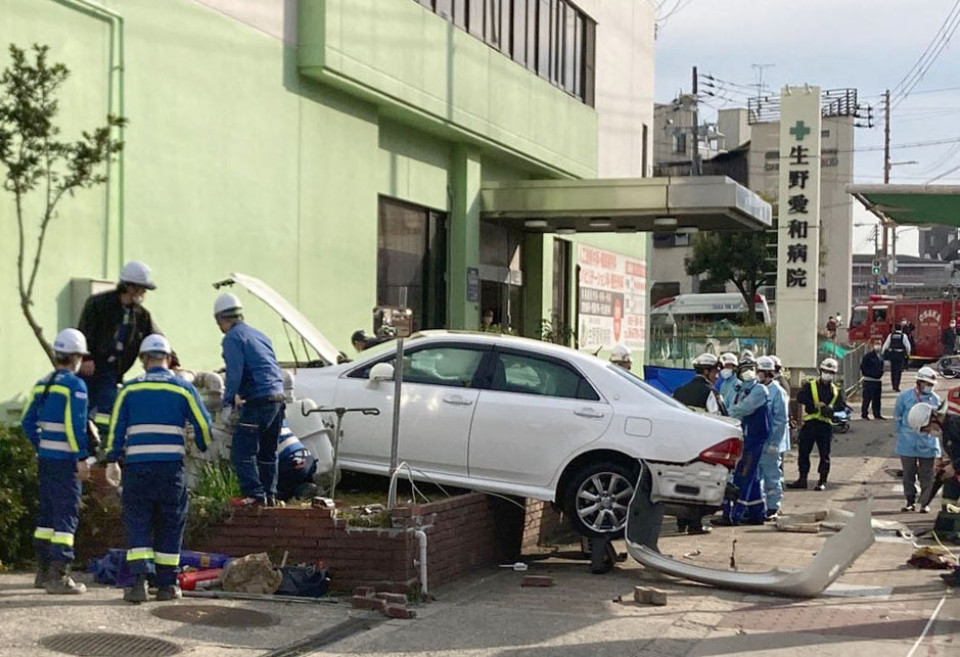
[890,0,960,109]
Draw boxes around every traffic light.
[872,259,881,276]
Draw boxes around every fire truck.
[848,295,960,362]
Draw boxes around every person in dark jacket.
[883,324,912,392]
[860,339,885,420]
[943,320,958,356]
[77,261,163,440]
[673,353,726,534]
[787,358,847,491]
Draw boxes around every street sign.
[879,277,889,286]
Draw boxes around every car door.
[332,343,490,479]
[468,347,612,487]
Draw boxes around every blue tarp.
[643,365,696,396]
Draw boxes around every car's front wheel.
[563,460,639,537]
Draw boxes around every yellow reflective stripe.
[51,532,74,547]
[108,382,210,452]
[126,547,156,561]
[154,552,180,567]
[34,527,54,541]
[44,386,80,453]
[804,381,839,422]
[94,413,111,425]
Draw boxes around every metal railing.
[837,342,868,398]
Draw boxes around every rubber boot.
[44,563,86,595]
[33,560,49,589]
[156,584,182,601]
[123,574,149,604]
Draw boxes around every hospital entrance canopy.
[480,176,772,232]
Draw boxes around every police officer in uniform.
[788,358,846,491]
[883,322,912,392]
[21,329,92,594]
[105,334,211,603]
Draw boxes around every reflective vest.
[803,380,839,422]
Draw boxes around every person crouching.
[105,334,212,603]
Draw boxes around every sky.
[653,0,960,256]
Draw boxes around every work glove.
[76,460,91,481]
[105,462,122,488]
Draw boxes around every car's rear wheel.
[563,460,639,537]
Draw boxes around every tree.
[0,44,125,363]
[685,228,770,323]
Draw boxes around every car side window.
[492,352,600,401]
[349,347,485,388]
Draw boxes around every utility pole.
[883,89,895,287]
[691,66,701,175]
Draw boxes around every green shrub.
[0,426,38,566]
[192,459,241,501]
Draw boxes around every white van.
[651,292,772,327]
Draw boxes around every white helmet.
[819,358,839,373]
[740,349,755,362]
[770,355,782,370]
[53,328,89,356]
[139,333,172,355]
[719,352,739,367]
[693,353,719,370]
[119,260,156,290]
[917,366,938,385]
[756,356,776,372]
[610,344,632,363]
[214,292,243,318]
[907,403,937,433]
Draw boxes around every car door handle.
[443,394,474,406]
[574,407,605,419]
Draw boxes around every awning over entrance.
[480,176,772,232]
[848,184,960,227]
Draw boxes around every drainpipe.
[51,0,125,275]
[414,529,428,595]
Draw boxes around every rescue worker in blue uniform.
[894,367,941,512]
[214,293,285,506]
[788,358,847,491]
[717,358,770,526]
[717,352,739,409]
[105,334,211,603]
[277,371,319,502]
[21,329,92,594]
[77,261,164,441]
[757,356,789,519]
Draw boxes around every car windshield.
[608,365,689,410]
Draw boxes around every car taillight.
[699,437,743,469]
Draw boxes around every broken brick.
[521,575,555,588]
[633,586,667,606]
[375,592,408,605]
[350,596,387,612]
[384,604,417,619]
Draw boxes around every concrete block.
[634,586,668,606]
[350,596,386,612]
[521,575,555,587]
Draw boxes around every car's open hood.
[215,272,342,366]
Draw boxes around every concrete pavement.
[2,369,959,656]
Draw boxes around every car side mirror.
[368,362,395,386]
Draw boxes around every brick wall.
[80,487,530,593]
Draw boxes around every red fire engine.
[848,295,960,362]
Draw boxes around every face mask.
[874,345,882,352]
[821,373,834,382]
[720,369,734,380]
[921,384,933,395]
[132,293,145,306]
[740,370,756,383]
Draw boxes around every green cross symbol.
[790,120,811,141]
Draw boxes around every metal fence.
[647,322,774,369]
[836,342,867,398]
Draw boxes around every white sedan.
[219,274,744,536]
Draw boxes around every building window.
[414,0,595,105]
[642,124,649,176]
[377,197,448,331]
[673,131,687,155]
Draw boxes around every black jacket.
[942,415,960,464]
[673,375,726,415]
[860,351,884,380]
[797,378,846,420]
[943,328,957,353]
[77,289,162,377]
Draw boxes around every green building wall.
[0,0,647,416]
